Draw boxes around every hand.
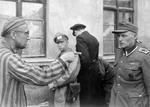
[60,52,75,63]
[48,83,54,89]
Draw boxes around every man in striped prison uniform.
[0,17,75,107]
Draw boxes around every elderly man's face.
[118,31,136,49]
[14,24,30,49]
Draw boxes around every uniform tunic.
[110,45,150,107]
[0,40,67,107]
[52,48,80,107]
[52,48,80,87]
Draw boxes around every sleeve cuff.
[57,58,67,69]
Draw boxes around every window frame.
[0,0,47,58]
[103,0,135,55]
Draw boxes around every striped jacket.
[0,40,67,107]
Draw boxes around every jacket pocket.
[124,62,141,80]
[127,92,148,107]
[128,92,145,98]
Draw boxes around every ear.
[66,40,69,44]
[134,33,137,37]
[133,33,137,39]
[10,31,16,40]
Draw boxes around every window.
[0,0,46,57]
[103,0,134,55]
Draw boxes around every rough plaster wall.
[138,0,150,49]
[47,0,103,58]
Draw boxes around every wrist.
[48,82,54,89]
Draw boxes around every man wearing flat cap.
[0,17,75,107]
[48,33,80,107]
[110,21,150,107]
[70,24,103,107]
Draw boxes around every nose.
[58,43,62,47]
[27,36,30,40]
[119,36,123,42]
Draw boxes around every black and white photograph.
[0,0,150,107]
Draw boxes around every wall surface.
[47,0,103,58]
[137,0,150,49]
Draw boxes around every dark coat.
[110,45,150,107]
[76,31,99,66]
[76,31,114,107]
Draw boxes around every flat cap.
[70,24,86,30]
[54,33,69,43]
[1,17,26,37]
[112,22,138,34]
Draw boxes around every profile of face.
[72,30,81,36]
[13,24,30,49]
[118,31,136,49]
[72,31,76,36]
[57,40,68,51]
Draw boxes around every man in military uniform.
[110,22,150,107]
[48,33,80,107]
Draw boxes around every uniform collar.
[77,31,88,36]
[124,45,138,57]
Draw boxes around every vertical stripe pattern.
[0,48,66,107]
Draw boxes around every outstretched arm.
[7,53,67,86]
[48,52,80,89]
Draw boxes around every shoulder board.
[138,47,149,54]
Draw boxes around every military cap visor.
[70,24,86,30]
[112,30,128,34]
[112,22,137,34]
[54,34,69,43]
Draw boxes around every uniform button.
[117,84,120,86]
[139,95,142,97]
[118,68,121,70]
[117,91,120,94]
[118,75,121,78]
[120,61,123,63]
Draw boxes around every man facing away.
[0,17,75,107]
[110,22,150,107]
[70,24,111,107]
